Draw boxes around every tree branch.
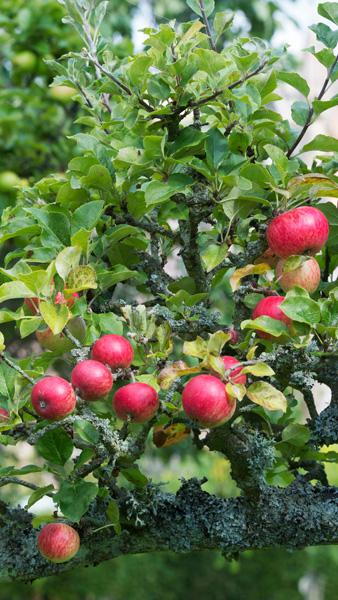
[3,479,338,581]
[287,54,338,157]
[199,0,216,51]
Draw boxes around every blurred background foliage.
[1,0,337,598]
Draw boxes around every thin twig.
[0,353,35,385]
[287,54,338,158]
[64,327,83,349]
[199,0,216,51]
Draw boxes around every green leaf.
[281,255,309,273]
[73,419,99,444]
[145,174,193,207]
[81,165,113,192]
[207,331,231,355]
[36,428,74,465]
[277,72,310,97]
[264,144,288,181]
[242,363,275,377]
[98,266,137,290]
[201,242,228,272]
[0,332,5,352]
[206,129,228,170]
[39,301,69,335]
[0,281,35,303]
[54,480,98,522]
[313,96,338,116]
[318,2,338,24]
[241,316,289,337]
[281,295,320,325]
[26,485,55,509]
[187,0,215,17]
[66,265,97,292]
[72,201,104,233]
[302,134,338,153]
[291,101,309,126]
[106,500,121,535]
[281,423,310,447]
[20,317,43,338]
[121,466,148,488]
[213,11,234,38]
[183,336,207,359]
[55,246,82,281]
[247,381,287,412]
[309,23,338,48]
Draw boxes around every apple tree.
[0,0,337,582]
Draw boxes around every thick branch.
[3,479,338,581]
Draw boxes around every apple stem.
[0,353,35,385]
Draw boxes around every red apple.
[31,377,76,419]
[113,382,159,422]
[221,356,247,384]
[36,317,86,353]
[37,523,80,563]
[266,206,329,258]
[71,359,113,400]
[276,256,320,293]
[182,374,236,428]
[0,408,9,422]
[92,334,134,369]
[252,295,292,339]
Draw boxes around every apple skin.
[37,523,80,563]
[49,85,76,103]
[266,206,329,258]
[252,295,292,340]
[36,317,86,353]
[0,408,9,422]
[113,382,159,423]
[221,356,247,385]
[0,171,21,192]
[71,360,113,401]
[92,334,134,369]
[12,51,37,72]
[31,377,76,419]
[182,374,236,428]
[276,257,321,293]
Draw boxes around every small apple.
[25,291,78,315]
[12,51,37,72]
[266,206,329,258]
[49,85,77,103]
[71,359,113,400]
[36,317,86,353]
[0,408,9,422]
[92,334,134,369]
[24,297,40,315]
[252,295,292,339]
[182,374,236,428]
[227,328,240,344]
[221,356,247,384]
[113,382,159,423]
[37,523,80,563]
[0,171,21,192]
[276,256,321,293]
[31,376,76,419]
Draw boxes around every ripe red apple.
[276,256,320,293]
[252,295,292,339]
[266,206,329,258]
[71,360,113,400]
[92,334,134,369]
[221,356,247,384]
[31,377,76,419]
[36,317,86,353]
[182,374,236,428]
[37,523,80,563]
[113,382,159,422]
[0,408,9,422]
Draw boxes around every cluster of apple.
[251,206,329,339]
[31,333,159,422]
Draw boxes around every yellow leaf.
[157,361,200,390]
[153,423,191,448]
[183,337,207,359]
[241,362,275,376]
[225,382,246,401]
[178,21,204,46]
[247,381,287,412]
[65,265,97,292]
[230,263,271,291]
